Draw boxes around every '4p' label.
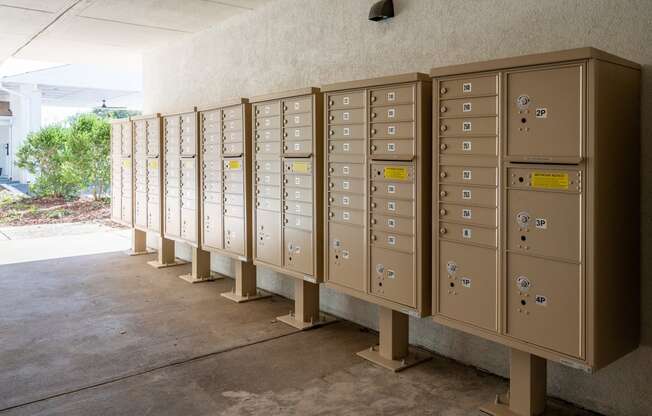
[535,295,548,306]
[535,108,548,118]
[461,277,472,288]
[535,218,548,229]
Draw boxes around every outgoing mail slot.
[256,128,281,142]
[223,142,244,156]
[329,192,364,209]
[147,203,160,232]
[371,164,415,182]
[257,197,281,212]
[370,138,415,160]
[255,102,280,117]
[439,184,497,206]
[165,197,180,237]
[257,185,281,199]
[371,230,414,253]
[507,65,583,159]
[285,187,312,203]
[256,115,281,130]
[439,222,497,247]
[439,137,497,156]
[224,130,244,143]
[286,126,313,141]
[438,240,497,331]
[370,198,414,217]
[283,112,311,128]
[439,117,497,137]
[370,85,415,106]
[439,96,498,118]
[371,214,414,234]
[203,192,221,204]
[203,203,223,250]
[225,205,244,218]
[507,253,581,358]
[370,181,414,199]
[283,96,312,114]
[370,122,415,139]
[224,182,244,195]
[439,204,497,228]
[328,162,365,178]
[284,228,314,275]
[257,173,281,187]
[224,216,245,255]
[284,174,312,189]
[439,166,497,186]
[370,104,414,123]
[329,223,365,291]
[329,139,365,157]
[329,207,364,226]
[256,209,282,266]
[371,247,416,308]
[256,160,281,173]
[328,92,365,109]
[507,189,581,262]
[439,75,498,98]
[329,178,364,194]
[284,140,312,156]
[329,108,365,125]
[285,213,312,232]
[255,140,281,155]
[223,106,242,121]
[328,124,365,139]
[285,201,312,216]
[223,193,244,206]
[202,144,221,160]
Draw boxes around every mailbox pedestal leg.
[357,307,430,372]
[277,280,334,330]
[147,236,187,268]
[179,247,219,283]
[126,229,154,256]
[480,349,547,416]
[221,261,271,303]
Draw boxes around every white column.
[11,84,42,183]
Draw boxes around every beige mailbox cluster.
[110,48,641,416]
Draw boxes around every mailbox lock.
[440,144,447,150]
[329,100,334,106]
[440,106,447,113]
[440,227,447,234]
[371,129,377,134]
[329,145,335,151]
[440,125,448,132]
[371,219,377,224]
[329,168,335,173]
[284,132,288,138]
[440,171,447,178]
[371,186,377,191]
[372,235,377,241]
[371,202,377,208]
[440,209,447,216]
[371,96,377,102]
[329,183,334,188]
[440,191,447,197]
[329,116,335,121]
[329,212,334,218]
[370,145,377,151]
[440,87,447,94]
[371,112,377,119]
[330,130,335,136]
[284,119,288,125]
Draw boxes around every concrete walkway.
[0,251,599,415]
[0,222,130,265]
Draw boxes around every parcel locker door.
[438,241,497,331]
[224,216,245,255]
[507,253,582,358]
[147,203,160,232]
[256,209,282,266]
[135,192,147,228]
[181,208,196,243]
[165,197,180,238]
[328,223,365,292]
[370,247,416,308]
[506,65,583,159]
[284,228,313,275]
[203,202,223,250]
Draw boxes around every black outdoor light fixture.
[369,0,394,21]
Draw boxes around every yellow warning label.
[228,160,242,170]
[531,172,569,190]
[122,159,131,168]
[292,161,311,173]
[384,167,409,180]
[148,160,158,169]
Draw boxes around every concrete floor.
[0,251,599,415]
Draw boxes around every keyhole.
[521,235,527,241]
[518,177,524,183]
[449,282,455,288]
[521,300,527,306]
[521,118,527,124]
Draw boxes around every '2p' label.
[535,108,548,118]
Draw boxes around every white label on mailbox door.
[264,106,271,114]
[535,295,548,306]
[343,112,350,121]
[294,129,300,137]
[265,162,271,170]
[463,102,472,112]
[342,166,350,175]
[387,269,396,279]
[343,96,350,105]
[343,127,350,136]
[296,218,301,226]
[387,92,396,101]
[294,143,301,151]
[535,108,548,118]
[387,185,396,193]
[387,143,396,152]
[463,82,472,93]
[264,175,270,184]
[343,143,350,152]
[462,228,472,239]
[343,211,350,221]
[343,181,350,190]
[342,196,350,205]
[463,170,472,180]
[295,191,301,199]
[342,249,350,259]
[264,131,271,139]
[388,218,396,228]
[295,204,301,213]
[388,201,396,211]
[294,177,301,185]
[294,102,300,110]
[265,144,271,152]
[462,189,472,200]
[294,116,300,124]
[387,235,396,245]
[535,218,548,229]
[388,126,396,135]
[463,121,472,132]
[463,141,472,151]
[462,209,472,219]
[388,108,396,118]
[461,277,472,288]
[265,119,271,127]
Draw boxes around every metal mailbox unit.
[110,118,134,229]
[321,74,432,371]
[197,99,269,302]
[250,88,327,329]
[431,48,641,416]
[162,108,209,283]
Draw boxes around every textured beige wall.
[143,1,652,414]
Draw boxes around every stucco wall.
[142,1,652,414]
